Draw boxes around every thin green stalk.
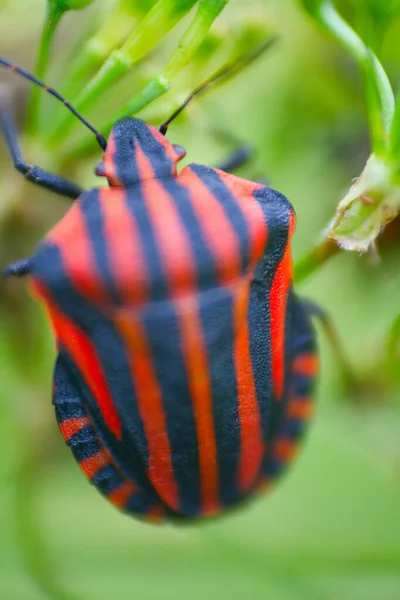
[59,32,274,163]
[385,314,400,385]
[53,0,145,104]
[26,5,63,134]
[303,0,395,153]
[48,0,201,144]
[294,238,339,284]
[100,0,229,127]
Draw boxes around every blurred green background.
[0,1,400,599]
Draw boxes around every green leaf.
[300,0,395,153]
[389,94,400,159]
[49,0,97,11]
[357,0,400,24]
[299,0,324,16]
[48,0,201,143]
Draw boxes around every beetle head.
[95,117,186,187]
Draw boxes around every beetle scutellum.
[1,44,317,522]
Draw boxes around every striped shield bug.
[1,42,318,522]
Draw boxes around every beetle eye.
[95,162,106,177]
[173,144,186,160]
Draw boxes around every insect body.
[2,55,318,522]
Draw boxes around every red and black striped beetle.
[1,50,318,522]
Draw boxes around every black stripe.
[124,185,168,300]
[182,165,254,506]
[136,126,175,179]
[124,493,162,517]
[113,119,175,185]
[260,291,317,481]
[126,179,201,516]
[281,417,305,439]
[34,243,157,502]
[53,356,87,422]
[199,287,239,506]
[251,187,292,446]
[92,464,124,494]
[52,327,160,518]
[161,177,218,286]
[68,426,99,460]
[190,164,252,272]
[54,402,86,422]
[79,191,121,305]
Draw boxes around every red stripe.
[180,168,269,494]
[31,281,122,439]
[80,451,109,478]
[46,202,107,306]
[234,278,265,493]
[108,482,138,508]
[136,148,219,515]
[98,179,177,505]
[114,311,179,511]
[176,296,219,515]
[99,187,149,305]
[287,397,313,420]
[215,170,268,264]
[273,438,298,462]
[102,133,123,186]
[178,167,244,285]
[217,171,293,401]
[150,126,179,171]
[256,478,272,493]
[59,417,90,441]
[269,210,296,400]
[292,354,319,378]
[145,505,165,523]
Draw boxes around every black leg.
[2,259,33,279]
[215,145,253,173]
[0,108,83,200]
[302,299,357,391]
[214,144,269,186]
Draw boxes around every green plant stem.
[48,0,201,145]
[59,32,273,163]
[27,6,63,134]
[100,0,230,129]
[306,0,395,153]
[54,0,144,104]
[385,314,400,385]
[294,238,339,284]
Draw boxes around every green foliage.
[353,0,400,28]
[48,0,97,12]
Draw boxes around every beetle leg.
[2,258,33,278]
[53,353,165,522]
[0,108,83,199]
[215,145,253,173]
[215,145,269,186]
[302,299,357,391]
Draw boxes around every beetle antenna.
[159,36,278,135]
[0,57,107,151]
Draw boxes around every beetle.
[1,47,318,522]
